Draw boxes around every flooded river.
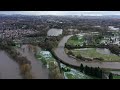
[54,35,120,70]
[16,45,49,79]
[0,51,22,79]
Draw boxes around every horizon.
[0,11,120,16]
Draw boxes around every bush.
[76,54,82,59]
[48,61,64,79]
[67,50,74,56]
[80,64,84,72]
[109,73,113,79]
[93,57,104,61]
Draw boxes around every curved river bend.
[54,35,120,70]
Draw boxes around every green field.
[65,73,76,79]
[67,35,84,46]
[71,48,120,62]
[113,75,120,79]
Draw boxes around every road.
[54,35,120,70]
[16,45,49,79]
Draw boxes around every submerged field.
[71,48,120,62]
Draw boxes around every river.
[54,35,120,70]
[0,51,22,79]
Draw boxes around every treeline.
[25,32,47,37]
[38,36,63,51]
[65,43,107,49]
[0,40,33,79]
[80,64,103,78]
[108,44,120,55]
[80,64,114,79]
[67,50,104,61]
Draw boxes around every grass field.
[65,73,76,79]
[67,35,84,46]
[61,63,93,79]
[71,48,120,62]
[64,71,93,79]
[113,75,120,79]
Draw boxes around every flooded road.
[54,35,120,70]
[16,45,49,79]
[0,51,22,79]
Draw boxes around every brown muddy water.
[0,51,22,79]
[16,45,49,79]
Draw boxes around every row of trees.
[80,64,113,79]
[65,42,107,50]
[80,64,103,78]
[38,36,62,51]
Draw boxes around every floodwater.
[54,35,120,70]
[0,51,22,79]
[77,48,113,55]
[96,48,113,55]
[47,28,63,36]
[16,45,49,79]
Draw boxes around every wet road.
[54,35,120,70]
[16,45,49,79]
[0,51,22,79]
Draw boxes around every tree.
[80,63,84,72]
[84,65,89,74]
[67,50,74,56]
[109,73,113,79]
[83,42,86,46]
[76,54,82,59]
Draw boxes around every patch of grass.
[67,35,84,46]
[71,48,120,62]
[65,73,75,79]
[113,75,120,79]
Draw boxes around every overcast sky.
[0,11,120,16]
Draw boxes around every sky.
[0,11,120,16]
